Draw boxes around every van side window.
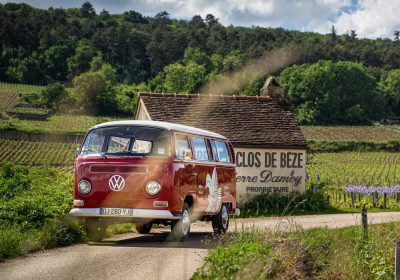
[192,137,211,161]
[210,140,219,161]
[215,141,231,163]
[176,135,192,160]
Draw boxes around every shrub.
[0,163,85,260]
[240,190,330,217]
[192,242,280,279]
[41,217,85,248]
[41,82,65,109]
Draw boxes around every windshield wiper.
[82,148,107,159]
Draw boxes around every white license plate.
[100,208,133,216]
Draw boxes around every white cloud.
[325,0,400,39]
[137,0,352,31]
[2,0,400,39]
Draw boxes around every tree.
[379,69,400,116]
[122,10,145,24]
[163,62,206,93]
[80,1,96,18]
[114,84,145,115]
[210,54,223,73]
[146,22,186,76]
[67,39,97,78]
[205,14,219,26]
[350,30,357,40]
[188,15,208,49]
[41,82,65,108]
[331,25,337,41]
[278,60,381,124]
[223,51,243,72]
[183,47,211,71]
[43,45,72,81]
[6,53,43,84]
[154,11,170,22]
[69,71,116,115]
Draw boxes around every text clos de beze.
[235,151,304,168]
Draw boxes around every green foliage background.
[1,2,400,123]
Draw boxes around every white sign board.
[235,148,306,203]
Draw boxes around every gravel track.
[2,212,400,280]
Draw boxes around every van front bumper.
[69,208,181,220]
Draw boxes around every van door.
[211,140,236,212]
[192,137,219,215]
[172,134,197,214]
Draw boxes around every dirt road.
[2,212,400,280]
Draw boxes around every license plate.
[99,208,133,216]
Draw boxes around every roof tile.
[137,92,307,148]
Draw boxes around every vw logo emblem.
[109,175,125,192]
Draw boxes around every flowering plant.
[343,184,400,195]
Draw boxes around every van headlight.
[146,181,161,196]
[78,179,92,195]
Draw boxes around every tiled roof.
[137,92,307,148]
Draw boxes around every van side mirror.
[183,149,193,160]
[76,147,81,156]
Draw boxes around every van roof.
[90,120,227,140]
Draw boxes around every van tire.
[212,204,229,234]
[136,222,152,234]
[85,219,107,242]
[170,202,191,241]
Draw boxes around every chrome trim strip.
[69,208,180,219]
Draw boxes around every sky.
[2,0,400,39]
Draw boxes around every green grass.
[192,235,280,279]
[240,191,331,217]
[194,222,398,279]
[0,115,125,135]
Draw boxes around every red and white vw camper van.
[70,120,238,241]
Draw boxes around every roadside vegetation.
[0,163,82,261]
[193,222,398,279]
[240,191,332,217]
[0,162,135,261]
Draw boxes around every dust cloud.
[199,44,305,95]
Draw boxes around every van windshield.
[81,126,172,157]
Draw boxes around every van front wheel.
[212,204,229,234]
[85,219,107,242]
